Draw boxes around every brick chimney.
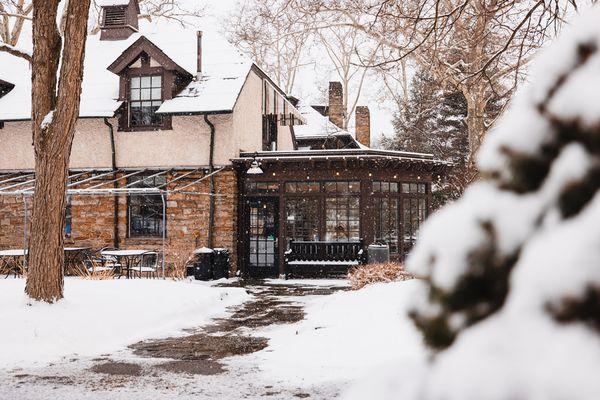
[355,106,371,147]
[328,81,345,129]
[100,0,140,41]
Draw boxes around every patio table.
[100,249,157,278]
[0,249,27,278]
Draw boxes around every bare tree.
[89,0,207,34]
[225,0,313,93]
[0,0,32,57]
[315,20,380,129]
[305,0,579,168]
[24,0,91,303]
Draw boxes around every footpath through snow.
[0,278,249,369]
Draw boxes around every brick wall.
[0,168,239,275]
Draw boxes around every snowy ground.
[0,278,424,399]
[0,278,250,369]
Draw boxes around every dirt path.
[0,280,348,400]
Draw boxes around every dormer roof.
[107,36,192,78]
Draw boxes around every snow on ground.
[248,280,426,387]
[0,278,249,369]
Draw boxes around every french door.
[246,197,279,277]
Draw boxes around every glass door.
[247,198,279,277]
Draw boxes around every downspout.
[104,117,119,248]
[204,114,216,249]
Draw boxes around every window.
[402,182,427,194]
[247,182,279,193]
[324,181,360,194]
[65,196,72,238]
[285,181,320,193]
[403,198,427,243]
[323,181,361,241]
[130,75,163,127]
[262,114,278,151]
[128,174,166,237]
[285,198,319,242]
[374,197,399,253]
[326,197,360,241]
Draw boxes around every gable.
[108,36,192,78]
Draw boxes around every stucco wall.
[233,70,295,153]
[0,70,297,170]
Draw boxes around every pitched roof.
[293,101,348,139]
[0,27,256,121]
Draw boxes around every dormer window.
[130,75,163,127]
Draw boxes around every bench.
[284,240,366,278]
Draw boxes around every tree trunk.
[25,0,91,303]
[464,89,487,171]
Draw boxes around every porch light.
[247,155,263,175]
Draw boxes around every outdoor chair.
[98,247,123,276]
[130,251,161,279]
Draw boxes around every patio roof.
[0,167,226,197]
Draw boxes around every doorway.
[246,197,279,277]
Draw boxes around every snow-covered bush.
[348,9,600,400]
[347,262,412,290]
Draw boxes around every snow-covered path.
[0,280,351,399]
[0,279,423,399]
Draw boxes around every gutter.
[104,117,120,248]
[204,114,216,249]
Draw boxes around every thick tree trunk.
[25,0,91,303]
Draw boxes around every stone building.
[0,0,445,277]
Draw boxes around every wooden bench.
[284,240,366,278]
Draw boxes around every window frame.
[372,180,429,255]
[126,174,167,238]
[118,56,172,132]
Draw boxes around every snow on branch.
[0,42,32,63]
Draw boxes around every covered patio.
[233,149,447,277]
[0,167,225,278]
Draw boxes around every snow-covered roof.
[293,102,349,139]
[0,27,255,121]
[97,0,132,6]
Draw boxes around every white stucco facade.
[0,69,296,171]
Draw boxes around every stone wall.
[0,168,239,275]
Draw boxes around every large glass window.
[130,75,163,127]
[285,198,319,241]
[325,197,360,241]
[128,174,166,237]
[403,197,427,243]
[374,197,398,253]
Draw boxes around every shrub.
[348,262,413,290]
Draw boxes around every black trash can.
[186,265,195,277]
[193,248,214,280]
[212,248,230,280]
